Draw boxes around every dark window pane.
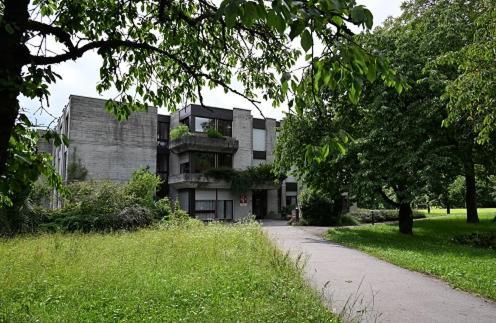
[286,182,298,192]
[195,117,215,132]
[158,122,169,140]
[180,162,190,174]
[286,196,297,208]
[225,200,233,219]
[218,154,232,169]
[192,152,215,173]
[157,154,168,172]
[217,119,232,137]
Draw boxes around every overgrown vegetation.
[0,223,335,321]
[347,209,426,224]
[327,210,496,300]
[205,163,284,193]
[206,127,224,139]
[1,169,188,235]
[170,124,190,140]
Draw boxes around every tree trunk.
[0,0,30,177]
[399,203,413,234]
[463,149,479,223]
[447,201,450,214]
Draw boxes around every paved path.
[262,220,496,323]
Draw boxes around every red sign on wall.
[240,194,248,206]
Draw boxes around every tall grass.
[0,222,335,322]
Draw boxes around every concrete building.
[52,95,299,220]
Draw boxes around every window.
[157,154,168,173]
[218,154,233,169]
[180,162,190,174]
[195,200,216,220]
[217,119,232,137]
[253,128,266,152]
[191,152,215,173]
[286,182,298,192]
[217,200,233,220]
[195,200,233,220]
[157,122,169,141]
[286,196,297,208]
[195,117,215,132]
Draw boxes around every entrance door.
[252,190,267,219]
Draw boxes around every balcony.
[168,173,231,189]
[169,134,238,154]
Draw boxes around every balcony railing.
[169,134,238,154]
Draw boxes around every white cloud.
[25,1,403,125]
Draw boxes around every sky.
[24,0,404,127]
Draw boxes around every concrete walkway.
[262,220,496,323]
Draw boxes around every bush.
[347,208,426,224]
[299,189,342,226]
[170,124,190,140]
[28,177,52,208]
[124,169,162,207]
[452,232,496,249]
[206,127,224,138]
[114,205,154,230]
[155,197,189,221]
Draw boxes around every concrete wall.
[66,95,157,181]
[232,108,252,170]
[265,118,277,163]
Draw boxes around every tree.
[0,0,389,207]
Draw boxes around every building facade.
[52,95,299,219]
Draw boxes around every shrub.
[67,158,88,182]
[114,205,154,230]
[348,208,426,224]
[28,177,52,207]
[124,169,161,207]
[340,214,360,226]
[299,189,342,226]
[452,232,496,249]
[170,124,190,140]
[206,127,223,138]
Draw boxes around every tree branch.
[29,38,265,116]
[377,187,401,208]
[26,20,75,51]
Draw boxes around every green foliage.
[67,158,88,182]
[124,169,162,208]
[28,177,52,207]
[39,169,160,233]
[0,224,335,321]
[205,163,282,193]
[299,189,342,226]
[327,211,496,300]
[436,1,496,144]
[170,124,190,140]
[155,197,190,225]
[347,209,426,224]
[452,232,496,250]
[0,117,63,208]
[206,127,223,139]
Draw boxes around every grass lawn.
[417,207,496,218]
[327,210,496,301]
[0,223,335,322]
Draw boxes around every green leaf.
[281,71,291,83]
[289,20,305,40]
[301,29,313,52]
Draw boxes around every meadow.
[0,222,335,322]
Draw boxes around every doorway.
[252,190,267,219]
